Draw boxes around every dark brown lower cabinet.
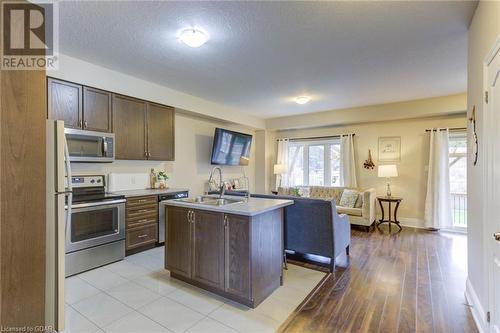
[165,206,283,308]
[192,210,225,289]
[166,206,192,278]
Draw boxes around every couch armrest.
[362,188,377,223]
[333,211,351,258]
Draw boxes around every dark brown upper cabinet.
[83,87,112,132]
[112,94,147,160]
[48,78,112,133]
[147,103,175,161]
[47,78,82,129]
[113,95,175,161]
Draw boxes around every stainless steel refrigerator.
[46,120,72,332]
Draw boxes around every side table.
[377,196,403,233]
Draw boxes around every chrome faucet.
[208,167,225,198]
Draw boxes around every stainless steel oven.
[65,128,114,162]
[65,175,125,276]
[66,200,125,253]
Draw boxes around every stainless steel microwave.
[65,128,115,162]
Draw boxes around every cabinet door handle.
[78,120,82,128]
[84,120,88,128]
[191,211,195,224]
[138,234,148,238]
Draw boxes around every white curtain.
[424,129,453,229]
[340,134,357,188]
[276,139,289,189]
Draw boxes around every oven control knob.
[97,179,101,183]
[90,179,95,184]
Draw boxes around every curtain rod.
[276,134,355,142]
[425,127,466,132]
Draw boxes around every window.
[287,139,341,187]
[449,133,467,228]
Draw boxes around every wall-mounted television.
[210,128,252,166]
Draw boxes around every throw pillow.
[354,193,363,208]
[339,189,359,208]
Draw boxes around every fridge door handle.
[64,135,73,192]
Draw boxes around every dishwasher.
[158,191,189,244]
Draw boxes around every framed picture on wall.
[378,136,401,162]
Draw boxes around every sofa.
[278,186,376,230]
[250,193,350,272]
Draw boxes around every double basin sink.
[174,195,244,207]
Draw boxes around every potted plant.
[156,171,169,189]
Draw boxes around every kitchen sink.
[175,196,243,206]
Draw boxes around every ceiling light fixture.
[294,96,311,105]
[179,28,209,48]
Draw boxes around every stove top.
[69,175,125,204]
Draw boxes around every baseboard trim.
[465,277,487,333]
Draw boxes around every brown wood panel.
[112,94,147,160]
[250,208,283,306]
[147,103,175,161]
[126,224,158,250]
[224,214,251,300]
[83,87,112,132]
[191,209,225,289]
[1,53,46,326]
[47,77,82,128]
[166,206,192,278]
[279,227,479,333]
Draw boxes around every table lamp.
[378,164,398,197]
[274,164,288,190]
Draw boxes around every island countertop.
[163,195,293,216]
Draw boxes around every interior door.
[487,41,500,333]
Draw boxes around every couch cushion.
[309,186,343,202]
[354,193,363,208]
[339,189,359,208]
[337,206,363,216]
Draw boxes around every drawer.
[127,215,158,228]
[126,224,158,250]
[127,206,157,218]
[126,196,158,208]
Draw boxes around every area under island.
[164,195,294,308]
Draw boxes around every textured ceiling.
[59,1,477,118]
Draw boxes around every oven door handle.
[70,199,126,209]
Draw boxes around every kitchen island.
[164,196,293,308]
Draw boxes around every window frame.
[287,138,340,187]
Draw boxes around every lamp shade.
[378,164,398,178]
[274,164,287,175]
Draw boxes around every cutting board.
[108,173,150,192]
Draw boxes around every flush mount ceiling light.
[294,96,311,105]
[179,28,209,48]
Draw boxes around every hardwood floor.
[280,226,478,333]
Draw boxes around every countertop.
[163,195,294,217]
[110,188,189,198]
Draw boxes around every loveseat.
[278,186,376,230]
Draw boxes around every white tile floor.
[64,247,325,333]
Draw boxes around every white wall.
[71,113,256,196]
[466,2,500,331]
[268,115,466,227]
